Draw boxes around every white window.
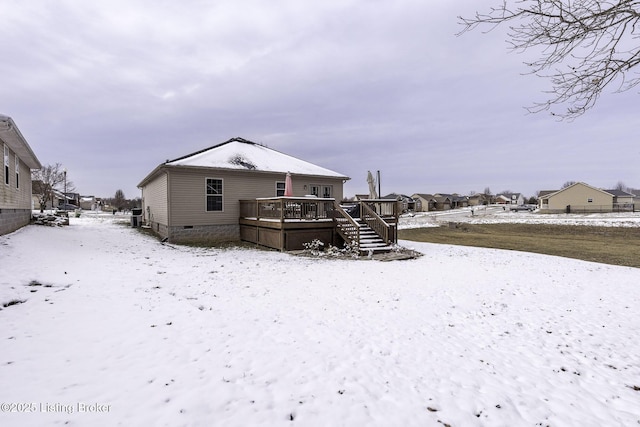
[15,154,19,189]
[322,186,332,198]
[276,181,285,197]
[587,198,593,203]
[309,185,320,197]
[3,144,8,186]
[206,178,223,211]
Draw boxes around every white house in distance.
[137,137,350,244]
[0,115,41,236]
[495,192,526,206]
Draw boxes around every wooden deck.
[239,197,400,252]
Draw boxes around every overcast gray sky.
[2,0,637,200]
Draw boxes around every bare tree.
[114,189,126,211]
[614,180,628,191]
[31,163,73,212]
[458,1,640,119]
[482,187,493,204]
[562,180,577,188]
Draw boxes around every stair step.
[360,237,384,243]
[359,245,394,254]
[360,242,388,248]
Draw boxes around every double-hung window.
[3,144,8,186]
[276,181,285,197]
[206,178,223,211]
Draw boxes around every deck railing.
[360,199,400,218]
[239,197,335,221]
[360,201,392,244]
[239,197,400,250]
[332,201,361,250]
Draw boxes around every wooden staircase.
[356,219,394,254]
[333,201,397,255]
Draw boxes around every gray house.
[0,115,41,235]
[137,137,350,244]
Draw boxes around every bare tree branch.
[458,1,640,119]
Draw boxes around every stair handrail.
[332,202,360,251]
[360,201,391,244]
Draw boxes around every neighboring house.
[381,193,415,213]
[65,192,80,206]
[432,194,452,211]
[31,180,70,210]
[604,189,636,207]
[538,182,614,213]
[469,193,490,206]
[80,196,97,210]
[137,137,349,244]
[0,115,41,235]
[412,193,436,212]
[496,192,526,206]
[452,194,470,208]
[433,193,469,210]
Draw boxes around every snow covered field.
[399,205,640,229]
[1,211,640,426]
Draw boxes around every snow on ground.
[1,211,640,426]
[399,205,640,229]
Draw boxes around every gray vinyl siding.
[1,146,33,210]
[141,172,169,226]
[167,167,344,227]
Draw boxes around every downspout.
[165,167,171,241]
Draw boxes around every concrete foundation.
[0,209,31,236]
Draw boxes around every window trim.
[15,154,19,189]
[205,177,224,212]
[275,181,285,197]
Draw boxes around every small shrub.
[303,239,360,259]
[302,239,325,256]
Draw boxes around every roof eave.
[0,116,42,169]
[138,163,350,188]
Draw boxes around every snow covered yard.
[1,212,640,426]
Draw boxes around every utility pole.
[63,168,67,208]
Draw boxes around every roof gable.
[543,182,613,199]
[412,193,435,200]
[166,137,347,178]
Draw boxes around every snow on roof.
[166,137,348,178]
